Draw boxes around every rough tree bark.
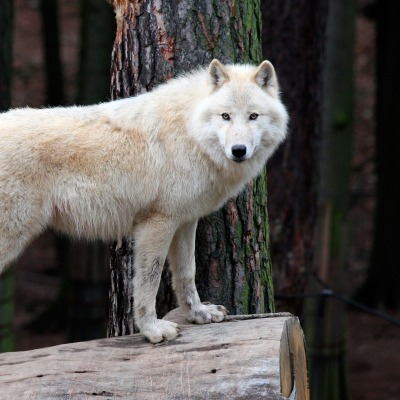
[107,0,274,337]
[261,0,328,311]
[0,0,14,352]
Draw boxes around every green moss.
[333,110,351,130]
[239,0,262,64]
[235,217,243,239]
[241,278,251,312]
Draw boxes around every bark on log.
[0,313,308,400]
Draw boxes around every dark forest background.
[0,0,399,399]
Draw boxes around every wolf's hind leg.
[168,220,227,324]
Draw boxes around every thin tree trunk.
[77,0,114,104]
[107,0,274,337]
[0,267,14,352]
[68,243,110,341]
[22,0,68,336]
[0,0,14,352]
[39,0,65,106]
[303,0,355,398]
[261,0,328,313]
[357,0,400,310]
[67,0,115,342]
[0,0,13,111]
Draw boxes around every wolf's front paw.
[140,319,180,344]
[188,302,227,325]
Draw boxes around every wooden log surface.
[0,311,309,399]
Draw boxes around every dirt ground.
[7,1,400,399]
[348,311,400,400]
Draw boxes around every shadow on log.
[0,311,308,399]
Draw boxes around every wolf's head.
[192,59,288,166]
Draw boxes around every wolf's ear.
[254,60,278,94]
[208,59,229,88]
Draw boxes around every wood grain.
[0,313,308,399]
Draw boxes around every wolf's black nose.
[231,144,247,159]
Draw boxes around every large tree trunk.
[0,0,14,352]
[107,0,274,337]
[261,0,328,312]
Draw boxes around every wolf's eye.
[249,113,259,120]
[221,113,230,121]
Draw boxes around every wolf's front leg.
[168,220,227,324]
[133,218,179,343]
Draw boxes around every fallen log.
[0,311,309,399]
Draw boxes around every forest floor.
[8,1,400,399]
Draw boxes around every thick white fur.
[0,60,288,343]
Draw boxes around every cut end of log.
[279,316,310,400]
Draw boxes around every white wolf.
[0,60,288,343]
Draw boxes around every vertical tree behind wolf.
[107,0,274,336]
[0,0,14,352]
[262,0,328,309]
